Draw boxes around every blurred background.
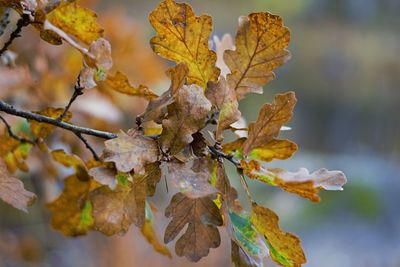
[1,0,400,266]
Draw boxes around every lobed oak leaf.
[225,12,291,100]
[243,92,296,156]
[251,203,306,267]
[149,0,220,88]
[103,129,159,174]
[46,1,103,45]
[164,192,223,262]
[47,175,96,236]
[30,107,72,139]
[160,84,211,155]
[206,77,241,141]
[103,71,157,99]
[0,159,36,212]
[141,63,189,124]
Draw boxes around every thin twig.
[208,145,240,166]
[0,100,117,139]
[237,168,254,204]
[0,14,30,57]
[0,114,35,144]
[57,77,84,121]
[75,133,100,161]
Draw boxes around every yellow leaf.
[46,1,103,45]
[141,220,172,258]
[149,0,220,88]
[251,203,306,267]
[104,71,157,100]
[225,12,291,100]
[249,139,297,162]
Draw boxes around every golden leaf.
[225,12,290,100]
[103,129,159,174]
[0,159,36,212]
[160,84,211,155]
[51,149,90,181]
[149,0,220,88]
[46,1,103,45]
[104,71,157,99]
[251,203,306,267]
[141,220,172,258]
[164,192,223,262]
[249,139,297,162]
[243,92,296,155]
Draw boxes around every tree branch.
[57,76,84,121]
[208,145,240,167]
[0,114,35,144]
[0,100,117,139]
[75,133,100,161]
[0,14,30,57]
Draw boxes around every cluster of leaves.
[0,0,347,266]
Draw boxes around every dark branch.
[0,114,35,144]
[0,100,117,139]
[0,14,30,57]
[75,133,100,161]
[208,145,240,167]
[57,77,84,121]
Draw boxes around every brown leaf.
[104,71,157,99]
[225,13,290,100]
[149,0,220,88]
[164,192,223,262]
[88,165,117,190]
[206,77,241,141]
[141,63,189,124]
[251,203,306,267]
[243,92,296,155]
[47,175,95,236]
[0,159,36,212]
[103,129,159,173]
[160,84,211,155]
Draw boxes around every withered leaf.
[51,149,89,181]
[213,34,235,78]
[141,215,172,258]
[141,63,189,123]
[46,1,104,45]
[160,84,211,155]
[164,192,223,262]
[48,175,95,236]
[149,0,220,88]
[30,107,72,139]
[225,12,290,100]
[0,159,36,212]
[103,129,159,173]
[88,165,117,190]
[206,77,241,141]
[104,71,157,99]
[243,92,296,155]
[268,168,347,202]
[251,203,306,267]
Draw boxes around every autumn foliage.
[0,0,347,266]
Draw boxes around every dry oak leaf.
[225,12,291,100]
[0,159,36,212]
[103,129,159,174]
[46,1,103,45]
[47,175,96,236]
[206,77,241,141]
[149,0,220,88]
[268,168,347,202]
[243,92,296,156]
[251,203,306,267]
[88,165,117,190]
[104,71,158,100]
[164,192,223,262]
[160,84,211,155]
[213,34,235,78]
[30,107,72,139]
[141,63,189,124]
